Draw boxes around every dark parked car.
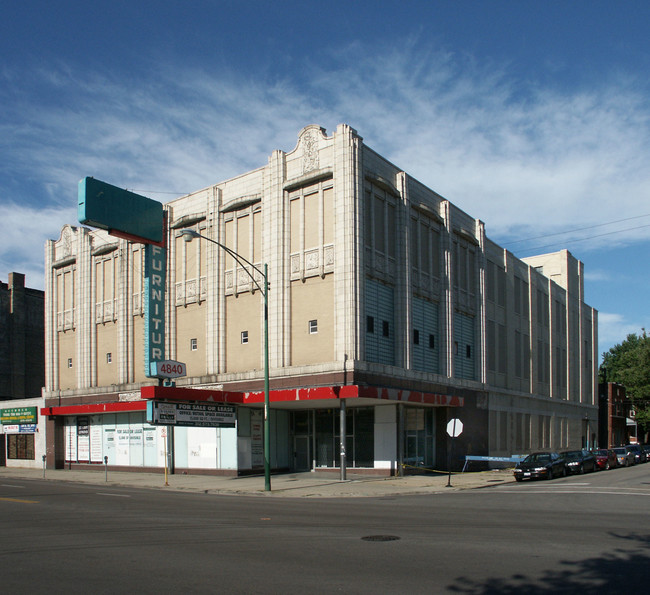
[642,445,650,459]
[593,448,617,470]
[560,450,596,474]
[514,452,566,482]
[625,444,647,464]
[612,446,635,467]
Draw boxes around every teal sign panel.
[144,243,166,376]
[78,177,163,243]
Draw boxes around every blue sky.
[1,1,649,360]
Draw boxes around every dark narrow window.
[466,345,472,358]
[429,334,435,349]
[367,316,374,333]
[413,329,420,345]
[382,320,389,337]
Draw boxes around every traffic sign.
[78,177,163,243]
[447,418,463,438]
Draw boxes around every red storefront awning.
[42,385,464,417]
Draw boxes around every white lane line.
[96,492,131,498]
[499,489,650,496]
[1,484,26,488]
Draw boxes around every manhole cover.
[361,535,401,542]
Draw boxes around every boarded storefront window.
[7,434,35,460]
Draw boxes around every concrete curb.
[1,466,515,498]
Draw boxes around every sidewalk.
[0,466,515,498]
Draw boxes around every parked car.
[612,446,635,467]
[593,448,618,470]
[560,450,596,474]
[513,452,566,482]
[642,444,650,459]
[625,444,647,464]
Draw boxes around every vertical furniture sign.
[145,243,166,376]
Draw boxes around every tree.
[600,330,650,440]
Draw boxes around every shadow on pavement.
[446,532,650,594]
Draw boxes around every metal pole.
[263,264,271,492]
[446,416,456,488]
[340,397,347,481]
[397,403,404,477]
[182,230,271,491]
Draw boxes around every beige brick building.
[42,124,598,473]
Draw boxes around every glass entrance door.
[293,435,310,471]
[405,408,436,469]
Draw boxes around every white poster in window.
[116,426,130,465]
[90,416,103,463]
[65,418,77,462]
[77,416,90,462]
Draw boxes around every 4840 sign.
[149,360,187,379]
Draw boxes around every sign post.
[446,418,463,487]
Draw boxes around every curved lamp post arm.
[180,227,271,491]
[180,229,267,295]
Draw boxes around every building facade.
[42,124,598,474]
[598,382,629,448]
[0,273,44,466]
[0,273,44,400]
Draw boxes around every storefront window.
[313,408,375,468]
[7,434,35,460]
[315,410,334,467]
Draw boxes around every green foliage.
[600,330,650,436]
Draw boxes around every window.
[454,311,475,380]
[309,320,318,334]
[365,278,395,366]
[412,296,439,374]
[67,358,72,369]
[190,338,198,351]
[106,353,112,364]
[7,434,35,460]
[241,331,249,344]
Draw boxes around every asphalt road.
[1,464,649,594]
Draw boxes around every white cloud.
[0,202,76,289]
[597,312,648,357]
[583,269,611,283]
[1,40,649,284]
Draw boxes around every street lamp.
[181,229,271,491]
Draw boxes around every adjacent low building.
[41,124,598,474]
[0,273,45,467]
[1,398,46,468]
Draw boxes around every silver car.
[612,446,635,467]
